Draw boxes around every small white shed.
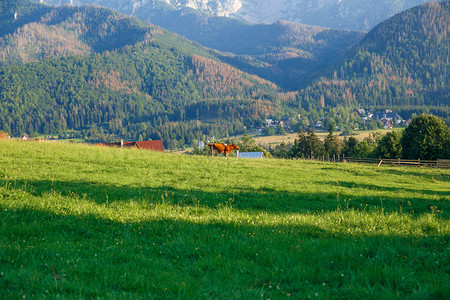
[238,152,264,159]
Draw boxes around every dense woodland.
[291,1,449,122]
[0,2,158,65]
[0,44,280,148]
[0,0,448,151]
[0,1,288,148]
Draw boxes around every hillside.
[0,141,449,297]
[0,0,281,147]
[290,1,449,116]
[33,0,431,31]
[1,1,448,147]
[0,0,50,37]
[0,1,165,65]
[131,8,365,89]
[30,0,366,90]
[139,16,365,89]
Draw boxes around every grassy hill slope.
[0,141,448,298]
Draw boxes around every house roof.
[0,132,9,140]
[97,140,163,152]
[374,111,401,121]
[126,140,164,152]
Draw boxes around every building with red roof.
[97,140,163,152]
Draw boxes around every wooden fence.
[307,155,450,169]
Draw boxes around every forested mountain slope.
[0,0,281,147]
[1,1,448,147]
[132,11,365,89]
[291,1,449,115]
[0,0,50,37]
[30,0,366,90]
[0,0,164,65]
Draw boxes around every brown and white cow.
[208,143,239,158]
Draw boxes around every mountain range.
[0,0,448,148]
[296,1,449,109]
[28,0,367,90]
[34,0,431,31]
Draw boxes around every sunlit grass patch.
[0,141,448,298]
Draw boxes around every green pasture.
[0,141,448,298]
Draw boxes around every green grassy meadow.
[0,141,448,299]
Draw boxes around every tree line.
[269,114,449,160]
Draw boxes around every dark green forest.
[0,0,448,150]
[0,43,281,148]
[291,1,449,120]
[0,1,285,148]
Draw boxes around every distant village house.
[373,109,402,125]
[265,118,292,132]
[382,120,393,129]
[0,131,10,140]
[357,108,404,126]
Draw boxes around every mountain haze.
[35,0,431,31]
[140,14,364,89]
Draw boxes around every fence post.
[418,158,420,167]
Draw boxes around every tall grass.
[0,141,448,298]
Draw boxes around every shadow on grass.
[321,165,450,181]
[317,180,450,197]
[380,168,450,181]
[0,206,448,298]
[1,178,448,217]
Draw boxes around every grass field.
[0,141,448,298]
